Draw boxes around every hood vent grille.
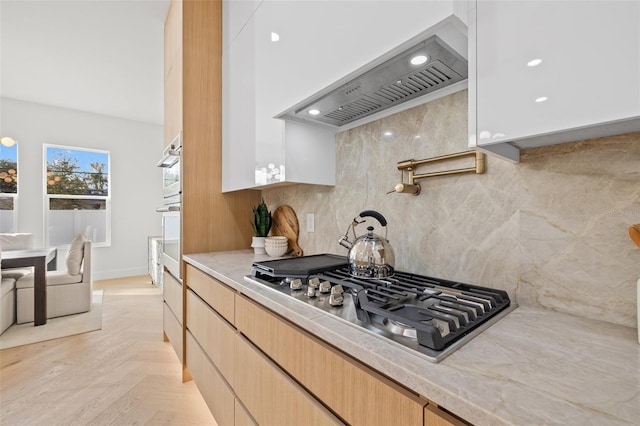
[279,35,467,127]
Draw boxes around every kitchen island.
[184,250,639,426]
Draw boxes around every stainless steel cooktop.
[245,254,516,362]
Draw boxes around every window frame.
[0,142,19,233]
[43,144,112,248]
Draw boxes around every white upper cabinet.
[223,0,467,191]
[224,0,260,43]
[222,1,257,191]
[469,0,640,162]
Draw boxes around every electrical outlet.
[306,213,315,233]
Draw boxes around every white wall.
[1,97,163,280]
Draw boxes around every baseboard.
[93,267,149,281]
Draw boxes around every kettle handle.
[358,210,387,227]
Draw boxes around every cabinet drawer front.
[163,302,183,364]
[186,332,235,426]
[234,333,343,426]
[425,404,469,426]
[234,398,256,426]
[163,270,183,320]
[236,295,425,426]
[186,289,236,387]
[186,264,235,324]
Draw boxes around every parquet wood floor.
[0,275,216,425]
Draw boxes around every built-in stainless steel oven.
[156,133,182,280]
[157,133,182,201]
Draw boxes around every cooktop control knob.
[307,286,317,298]
[319,281,331,294]
[308,277,320,289]
[290,278,303,291]
[330,284,344,295]
[329,293,344,306]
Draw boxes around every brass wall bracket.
[389,150,486,195]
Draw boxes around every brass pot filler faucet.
[388,150,486,195]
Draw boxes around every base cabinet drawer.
[234,398,256,426]
[163,302,183,364]
[186,289,236,387]
[236,295,425,426]
[163,270,183,319]
[187,331,235,426]
[186,264,235,324]
[425,404,469,426]
[234,333,343,426]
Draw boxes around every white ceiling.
[1,0,170,125]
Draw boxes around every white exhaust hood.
[277,16,468,130]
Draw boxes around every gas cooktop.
[246,254,516,362]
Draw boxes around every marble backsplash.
[262,90,640,328]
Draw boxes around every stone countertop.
[184,250,640,426]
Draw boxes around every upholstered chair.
[15,235,92,324]
[0,243,18,335]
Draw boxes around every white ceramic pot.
[251,236,266,255]
[265,244,288,257]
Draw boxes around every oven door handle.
[156,152,180,168]
[156,205,181,212]
[156,132,182,167]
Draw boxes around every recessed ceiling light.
[383,131,393,137]
[308,109,320,116]
[271,32,280,42]
[410,54,428,66]
[527,58,542,67]
[535,96,548,103]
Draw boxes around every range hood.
[278,22,468,128]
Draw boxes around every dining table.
[2,247,58,326]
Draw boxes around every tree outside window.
[45,145,111,246]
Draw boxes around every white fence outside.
[0,210,16,233]
[49,209,107,246]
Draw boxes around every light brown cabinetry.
[162,0,260,380]
[186,265,234,323]
[163,270,182,319]
[235,294,426,426]
[186,288,235,387]
[184,264,341,425]
[234,333,342,426]
[184,263,471,426]
[234,399,256,426]
[186,332,235,426]
[163,0,260,259]
[163,0,182,148]
[425,404,469,426]
[162,270,183,364]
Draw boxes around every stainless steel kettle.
[338,210,395,278]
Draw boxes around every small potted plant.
[251,198,272,254]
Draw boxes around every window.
[0,142,18,232]
[44,145,111,247]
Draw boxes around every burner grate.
[249,254,514,355]
[317,267,512,351]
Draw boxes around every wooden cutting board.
[271,205,303,256]
[629,224,640,248]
